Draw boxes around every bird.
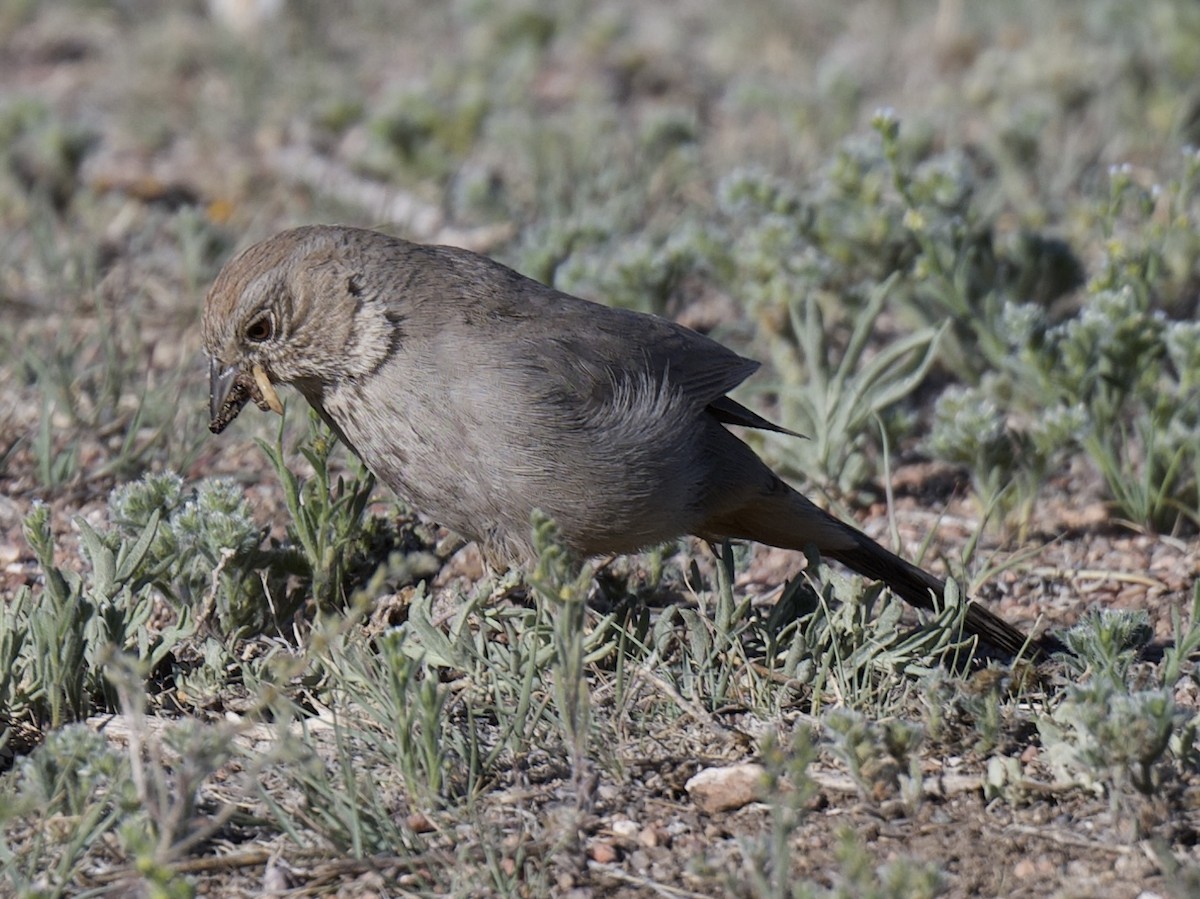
[203,224,1048,658]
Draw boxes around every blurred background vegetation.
[2,1,1200,895]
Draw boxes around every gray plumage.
[203,224,1046,657]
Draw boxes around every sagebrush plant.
[5,1,1200,892]
[711,112,1081,369]
[1042,681,1184,804]
[740,726,820,899]
[1,421,406,744]
[821,828,944,899]
[292,516,618,819]
[0,724,132,896]
[743,727,946,898]
[926,151,1200,531]
[529,511,595,801]
[0,658,253,899]
[105,471,285,636]
[824,709,925,810]
[292,598,464,817]
[772,276,943,496]
[104,651,242,895]
[254,680,433,860]
[3,502,183,734]
[1031,593,1200,825]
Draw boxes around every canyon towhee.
[204,224,1047,657]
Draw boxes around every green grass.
[3,0,1200,894]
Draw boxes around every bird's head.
[202,225,396,433]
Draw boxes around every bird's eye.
[245,315,273,342]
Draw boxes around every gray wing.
[425,244,798,435]
[538,297,801,437]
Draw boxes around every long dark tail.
[822,527,1045,659]
[701,479,1054,659]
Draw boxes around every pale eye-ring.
[245,315,273,342]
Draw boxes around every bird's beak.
[208,358,284,434]
[208,358,249,434]
[209,358,238,427]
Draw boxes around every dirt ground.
[2,2,1199,897]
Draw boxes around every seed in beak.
[252,363,284,415]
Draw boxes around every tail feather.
[699,479,1051,659]
[822,529,1041,659]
